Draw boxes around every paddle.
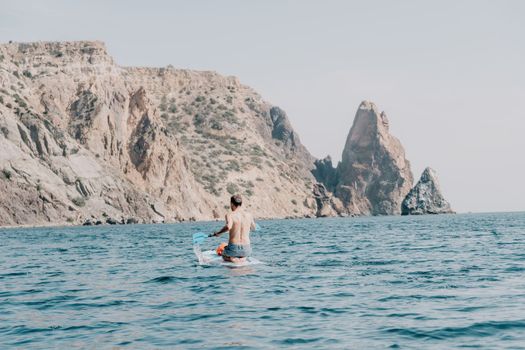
[193,224,261,245]
[192,232,212,245]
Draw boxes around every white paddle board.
[193,244,262,267]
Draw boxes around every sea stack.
[334,101,413,215]
[401,167,454,215]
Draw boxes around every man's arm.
[212,213,232,237]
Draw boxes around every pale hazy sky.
[1,0,524,213]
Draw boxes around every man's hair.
[230,194,242,207]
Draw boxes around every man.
[211,194,256,263]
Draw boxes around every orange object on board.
[216,242,228,256]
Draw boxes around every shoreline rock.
[402,167,454,215]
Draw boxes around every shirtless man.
[211,194,256,263]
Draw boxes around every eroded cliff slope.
[0,41,317,226]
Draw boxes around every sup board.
[193,244,262,267]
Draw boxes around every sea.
[1,212,525,349]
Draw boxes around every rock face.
[312,156,338,192]
[337,101,413,215]
[0,41,453,226]
[401,167,454,215]
[322,101,414,215]
[312,183,345,217]
[0,41,319,226]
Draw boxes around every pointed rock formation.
[334,101,413,215]
[268,106,314,165]
[402,167,454,215]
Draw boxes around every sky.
[1,0,524,213]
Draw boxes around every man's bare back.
[226,209,255,245]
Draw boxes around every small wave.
[384,320,525,340]
[448,305,488,313]
[266,306,281,311]
[64,299,137,309]
[319,307,349,314]
[45,271,65,277]
[313,259,343,267]
[44,247,68,253]
[150,301,197,310]
[147,276,185,284]
[177,338,204,345]
[505,266,525,272]
[276,337,324,345]
[386,312,420,318]
[3,325,50,336]
[357,259,403,266]
[297,306,317,314]
[14,295,78,310]
[1,271,28,277]
[378,294,456,302]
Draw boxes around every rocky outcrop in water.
[313,101,414,215]
[401,167,454,215]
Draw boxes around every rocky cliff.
[0,41,453,227]
[401,167,454,215]
[314,101,414,215]
[0,41,318,226]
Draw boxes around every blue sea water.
[1,212,525,349]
